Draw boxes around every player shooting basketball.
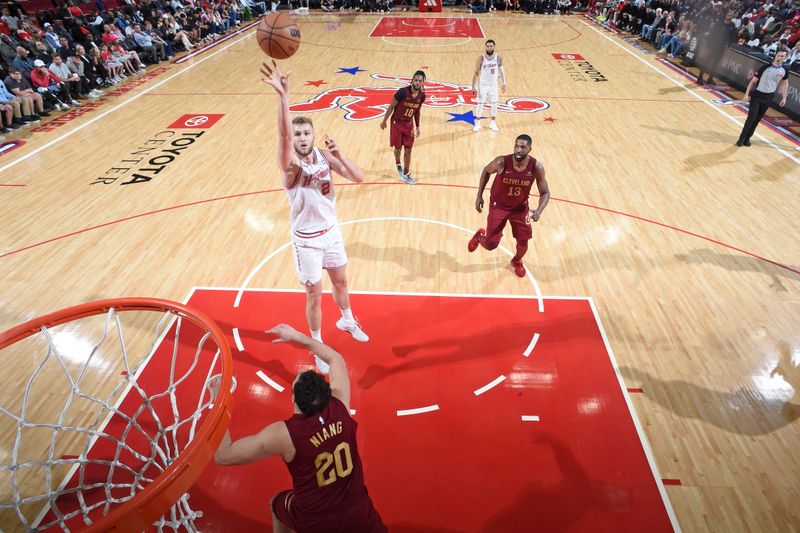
[261,60,369,374]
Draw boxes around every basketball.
[256,12,301,60]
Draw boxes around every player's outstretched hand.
[260,60,291,97]
[267,324,304,344]
[475,196,484,213]
[324,135,341,157]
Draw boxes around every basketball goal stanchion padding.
[0,298,234,533]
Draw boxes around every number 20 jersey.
[283,396,369,515]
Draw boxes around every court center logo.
[552,53,608,82]
[289,74,549,121]
[92,114,224,186]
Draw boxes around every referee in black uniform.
[736,49,789,147]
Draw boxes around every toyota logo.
[184,116,209,127]
[562,54,576,60]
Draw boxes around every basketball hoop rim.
[0,298,234,533]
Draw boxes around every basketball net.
[0,300,233,532]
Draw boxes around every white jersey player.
[262,60,369,373]
[471,39,506,132]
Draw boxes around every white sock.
[310,329,322,342]
[340,308,354,323]
[490,101,498,117]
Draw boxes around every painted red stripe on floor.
[0,184,25,187]
[661,478,682,486]
[1,183,796,279]
[627,387,644,393]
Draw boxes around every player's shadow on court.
[481,432,619,532]
[681,146,739,171]
[620,360,800,435]
[359,322,538,389]
[675,248,800,292]
[642,124,735,144]
[748,155,800,182]
[389,433,598,533]
[365,158,476,184]
[208,321,298,383]
[657,85,693,96]
[346,241,506,279]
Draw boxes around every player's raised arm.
[322,135,365,183]
[531,160,549,222]
[267,324,351,410]
[475,156,504,213]
[260,61,300,186]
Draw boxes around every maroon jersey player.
[468,134,550,277]
[379,70,426,185]
[214,324,386,533]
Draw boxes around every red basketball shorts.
[272,489,387,533]
[484,203,532,246]
[390,119,414,149]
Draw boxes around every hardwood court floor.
[1,10,799,532]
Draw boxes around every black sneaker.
[0,127,11,134]
[735,139,743,147]
[40,110,52,117]
[743,139,751,146]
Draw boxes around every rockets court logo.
[289,74,550,120]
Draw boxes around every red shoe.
[468,228,485,252]
[511,259,526,277]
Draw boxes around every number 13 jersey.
[490,154,537,210]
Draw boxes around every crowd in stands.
[590,0,800,75]
[467,0,580,14]
[0,0,269,137]
[5,0,796,137]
